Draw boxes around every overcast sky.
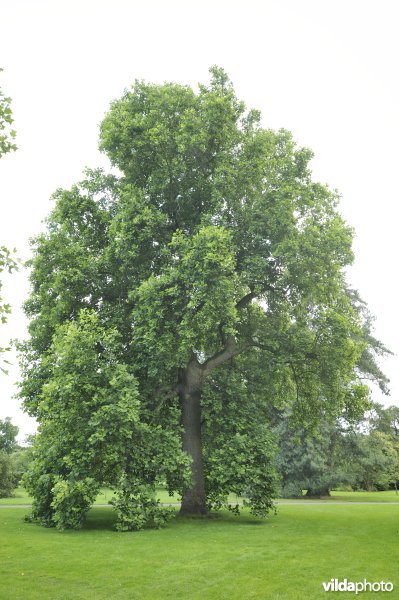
[1,0,398,440]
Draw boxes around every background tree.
[348,288,392,395]
[275,414,356,498]
[0,417,19,497]
[352,430,396,491]
[0,417,19,453]
[11,435,35,490]
[371,404,399,492]
[368,403,399,437]
[20,67,375,527]
[276,400,398,498]
[0,420,35,499]
[352,404,399,492]
[0,73,18,494]
[0,71,18,367]
[275,299,391,499]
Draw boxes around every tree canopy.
[20,67,382,529]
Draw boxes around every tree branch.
[235,283,288,311]
[202,335,243,376]
[289,360,302,410]
[249,340,279,354]
[201,335,281,378]
[236,291,257,310]
[200,332,319,380]
[153,383,180,413]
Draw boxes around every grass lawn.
[1,487,179,506]
[1,504,398,599]
[329,490,399,502]
[0,488,32,505]
[2,487,399,506]
[0,487,399,506]
[0,487,183,506]
[278,490,399,503]
[0,487,245,506]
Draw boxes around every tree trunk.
[177,338,242,516]
[179,366,207,516]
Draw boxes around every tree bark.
[179,364,207,515]
[177,332,245,516]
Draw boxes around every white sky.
[0,0,398,441]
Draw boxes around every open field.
[0,487,180,506]
[2,487,399,506]
[280,490,399,503]
[1,504,398,599]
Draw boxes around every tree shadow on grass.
[83,507,268,533]
[174,510,269,528]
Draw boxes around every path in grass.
[1,504,398,599]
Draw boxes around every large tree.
[21,67,373,527]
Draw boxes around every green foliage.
[276,415,357,497]
[275,403,399,497]
[348,289,392,395]
[0,246,18,367]
[369,403,399,436]
[51,477,99,530]
[350,431,396,491]
[131,225,240,374]
[20,67,384,526]
[351,414,399,492]
[0,418,20,498]
[201,361,279,516]
[0,75,18,367]
[23,310,190,529]
[0,71,17,157]
[0,450,17,497]
[0,417,19,453]
[10,444,34,486]
[111,478,175,531]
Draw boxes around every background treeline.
[275,402,399,497]
[2,402,398,499]
[0,418,33,497]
